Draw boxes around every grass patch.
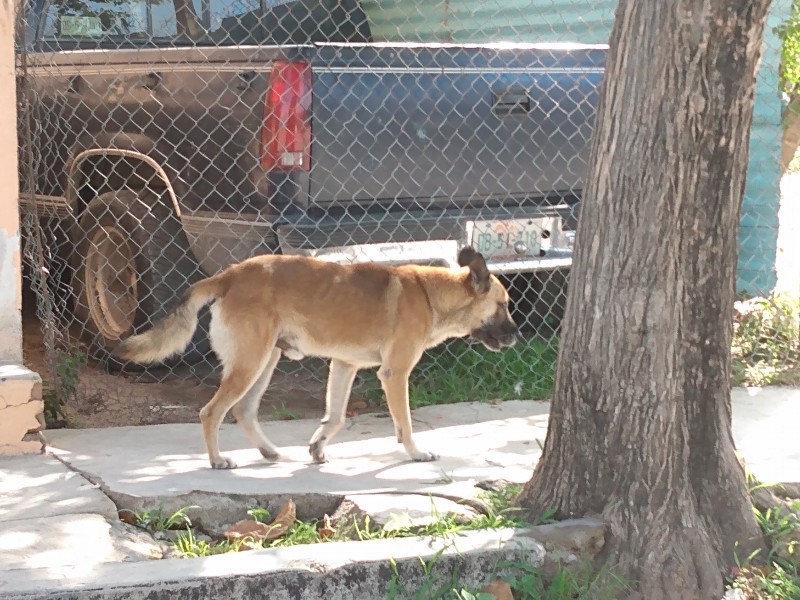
[732,293,800,387]
[147,483,550,558]
[499,559,632,600]
[388,552,631,600]
[410,337,557,407]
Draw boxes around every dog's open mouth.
[470,328,518,352]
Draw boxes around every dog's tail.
[113,276,225,364]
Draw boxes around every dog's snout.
[503,321,520,347]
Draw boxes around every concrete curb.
[1,528,547,600]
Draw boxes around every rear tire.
[71,189,210,364]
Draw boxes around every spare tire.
[71,189,211,365]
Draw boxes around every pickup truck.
[18,0,605,360]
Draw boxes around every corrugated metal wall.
[361,0,617,43]
[362,0,790,295]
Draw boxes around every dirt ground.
[22,311,381,430]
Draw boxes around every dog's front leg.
[379,365,438,462]
[308,359,359,463]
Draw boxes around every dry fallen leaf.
[223,499,297,543]
[482,579,513,600]
[118,510,137,525]
[350,400,368,410]
[263,498,296,540]
[223,518,272,542]
[318,513,336,539]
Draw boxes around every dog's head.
[458,247,520,352]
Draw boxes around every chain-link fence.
[15,0,794,428]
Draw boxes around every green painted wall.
[362,0,790,294]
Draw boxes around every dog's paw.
[259,447,283,462]
[210,456,238,470]
[410,449,439,462]
[308,441,328,464]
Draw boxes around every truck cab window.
[37,0,370,47]
[40,0,181,41]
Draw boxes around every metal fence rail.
[15,0,790,427]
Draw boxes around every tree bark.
[516,2,771,598]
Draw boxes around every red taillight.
[261,60,311,171]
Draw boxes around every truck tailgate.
[309,43,605,206]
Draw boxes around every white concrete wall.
[0,0,21,362]
[0,0,43,455]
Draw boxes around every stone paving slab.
[43,401,552,501]
[41,390,800,511]
[0,513,164,573]
[731,386,800,486]
[0,454,116,523]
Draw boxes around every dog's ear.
[458,246,477,267]
[458,247,490,294]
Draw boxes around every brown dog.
[114,247,519,469]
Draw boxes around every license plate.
[466,218,550,260]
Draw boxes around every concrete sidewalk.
[1,387,798,598]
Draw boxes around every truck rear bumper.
[183,204,577,276]
[277,227,575,274]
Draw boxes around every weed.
[386,548,468,600]
[754,501,800,563]
[728,561,800,600]
[42,388,61,425]
[475,483,556,528]
[174,529,242,557]
[726,500,800,599]
[246,507,270,523]
[42,346,88,423]
[173,517,338,558]
[388,549,630,600]
[268,520,326,547]
[269,402,300,421]
[121,505,196,533]
[353,515,391,541]
[499,559,632,600]
[732,293,800,386]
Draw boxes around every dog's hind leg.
[200,336,272,469]
[231,347,283,462]
[308,359,358,464]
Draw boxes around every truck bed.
[309,42,605,208]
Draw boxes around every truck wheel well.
[71,154,171,218]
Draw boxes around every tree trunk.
[516,2,770,598]
[781,93,800,172]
